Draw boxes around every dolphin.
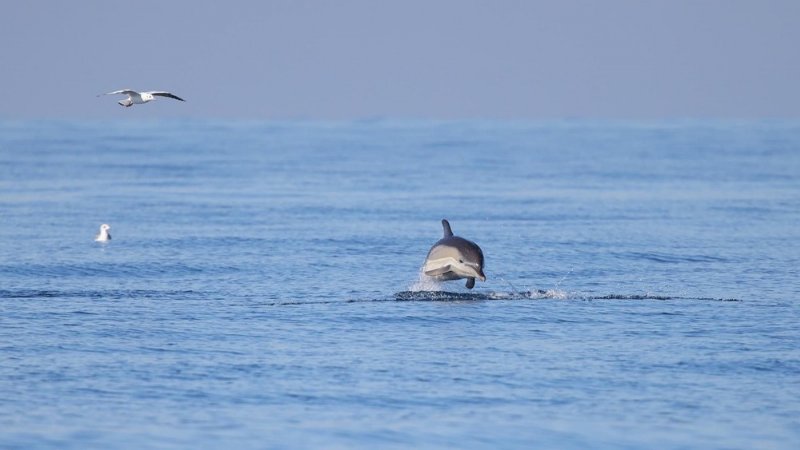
[422,219,486,289]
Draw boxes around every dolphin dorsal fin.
[441,219,454,237]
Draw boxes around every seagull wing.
[100,89,138,97]
[147,91,185,102]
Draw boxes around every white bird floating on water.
[100,89,185,107]
[95,224,111,242]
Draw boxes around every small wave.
[393,290,741,303]
[615,251,729,264]
[395,291,490,302]
[594,294,676,300]
[592,294,741,302]
[0,289,63,299]
[0,288,741,305]
[394,289,569,302]
[0,289,201,300]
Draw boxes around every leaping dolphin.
[423,219,486,289]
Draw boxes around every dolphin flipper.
[465,277,475,289]
[441,219,454,238]
[424,265,452,277]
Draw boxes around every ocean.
[1,120,798,448]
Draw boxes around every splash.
[528,289,569,300]
[408,268,445,292]
[486,289,569,300]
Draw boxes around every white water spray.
[408,268,445,292]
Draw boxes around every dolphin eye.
[459,259,463,263]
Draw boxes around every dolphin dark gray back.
[455,237,484,267]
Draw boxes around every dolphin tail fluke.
[465,277,475,289]
[441,219,453,237]
[424,265,452,277]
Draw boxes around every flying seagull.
[100,89,185,107]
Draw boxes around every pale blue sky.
[1,0,798,119]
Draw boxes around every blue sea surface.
[1,120,799,449]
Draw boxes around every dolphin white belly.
[423,256,466,281]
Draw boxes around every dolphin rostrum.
[422,219,486,289]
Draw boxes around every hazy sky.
[1,0,798,119]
